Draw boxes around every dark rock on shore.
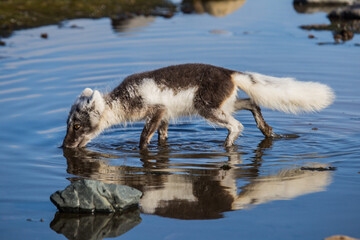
[294,0,359,5]
[293,0,360,13]
[328,4,360,19]
[0,0,176,38]
[301,20,360,32]
[334,29,354,41]
[50,179,142,213]
[298,1,360,42]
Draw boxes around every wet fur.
[63,63,335,149]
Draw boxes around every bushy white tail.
[233,72,335,114]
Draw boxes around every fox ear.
[89,90,105,114]
[80,88,93,98]
[74,88,93,107]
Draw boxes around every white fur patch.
[233,72,335,114]
[89,90,105,114]
[221,89,237,114]
[137,78,198,119]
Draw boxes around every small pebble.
[210,29,231,35]
[308,34,315,39]
[40,33,48,39]
[70,24,84,29]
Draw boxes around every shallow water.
[1,1,360,239]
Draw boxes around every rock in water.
[50,179,142,213]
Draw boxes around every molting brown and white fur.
[63,64,335,149]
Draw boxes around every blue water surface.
[0,1,360,239]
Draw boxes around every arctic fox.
[62,64,335,149]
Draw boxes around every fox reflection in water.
[63,138,332,220]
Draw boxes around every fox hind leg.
[200,108,244,147]
[235,98,276,137]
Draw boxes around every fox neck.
[98,96,127,130]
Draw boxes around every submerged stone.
[50,179,142,213]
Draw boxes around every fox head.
[63,88,105,148]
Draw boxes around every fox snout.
[62,125,92,148]
[62,133,89,148]
[62,132,79,148]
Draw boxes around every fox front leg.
[139,105,167,150]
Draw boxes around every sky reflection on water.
[0,0,360,240]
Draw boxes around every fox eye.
[73,124,81,130]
